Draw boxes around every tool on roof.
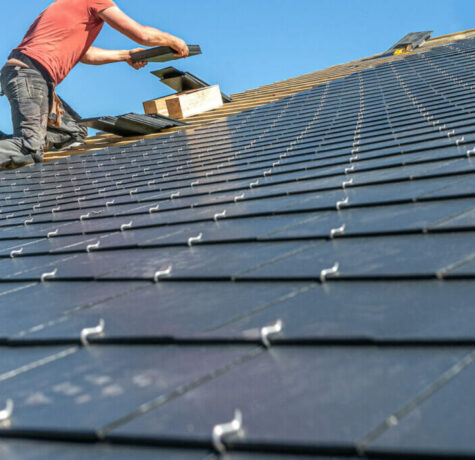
[131,44,202,63]
[363,31,434,61]
[386,31,433,55]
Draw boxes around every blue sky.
[0,0,473,133]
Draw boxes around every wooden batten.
[143,85,223,119]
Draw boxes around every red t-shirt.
[14,0,116,85]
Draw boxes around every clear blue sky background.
[0,0,473,133]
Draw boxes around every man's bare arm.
[98,6,189,57]
[80,46,147,69]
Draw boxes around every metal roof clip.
[149,204,160,214]
[234,193,245,203]
[80,213,91,221]
[330,224,346,239]
[170,192,180,199]
[261,319,283,348]
[212,410,243,454]
[342,178,354,189]
[41,268,58,283]
[47,229,59,238]
[10,248,23,259]
[106,200,115,207]
[24,218,34,226]
[154,265,172,282]
[467,148,475,158]
[214,210,227,222]
[80,319,105,346]
[0,399,14,423]
[86,241,101,253]
[336,197,349,211]
[120,221,133,232]
[188,233,203,247]
[320,262,340,283]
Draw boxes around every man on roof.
[0,0,189,169]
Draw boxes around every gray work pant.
[0,65,87,169]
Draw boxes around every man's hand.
[170,38,189,57]
[126,48,148,70]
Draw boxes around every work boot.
[0,152,11,169]
[0,152,33,169]
[11,153,33,167]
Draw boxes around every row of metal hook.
[0,398,243,455]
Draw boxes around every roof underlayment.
[0,31,474,459]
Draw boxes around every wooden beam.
[143,85,224,119]
[165,85,223,119]
[143,94,177,116]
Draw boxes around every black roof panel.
[0,36,474,458]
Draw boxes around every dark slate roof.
[0,36,474,459]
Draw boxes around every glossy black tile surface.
[0,36,473,459]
